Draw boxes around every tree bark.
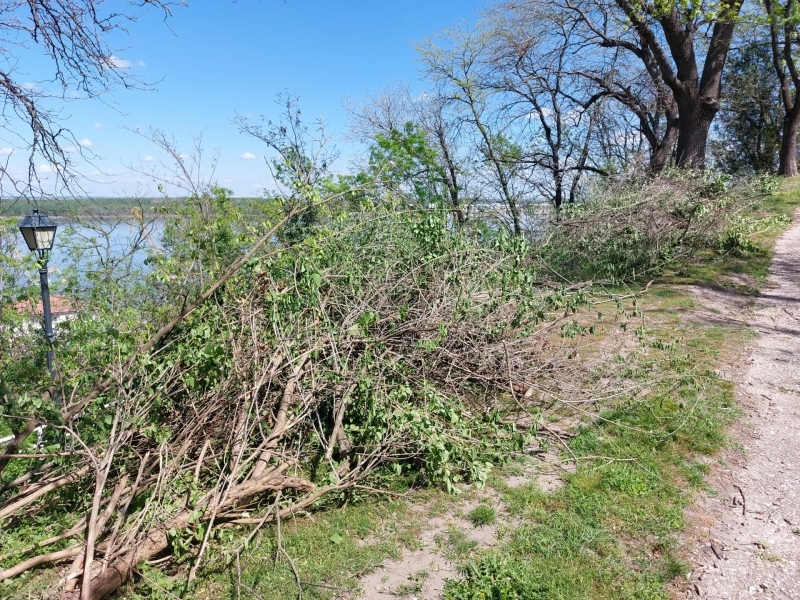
[674,100,714,168]
[779,113,800,176]
[765,0,800,177]
[649,115,679,173]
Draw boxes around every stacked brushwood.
[0,209,580,598]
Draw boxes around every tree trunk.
[779,112,800,177]
[674,101,713,169]
[649,118,678,173]
[553,177,563,211]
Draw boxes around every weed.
[394,569,430,595]
[438,526,479,561]
[468,505,497,527]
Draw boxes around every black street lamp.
[18,209,58,377]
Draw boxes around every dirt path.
[682,212,800,599]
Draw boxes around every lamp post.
[18,209,58,377]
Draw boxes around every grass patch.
[468,505,497,527]
[144,499,412,600]
[444,311,745,599]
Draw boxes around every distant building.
[9,295,78,336]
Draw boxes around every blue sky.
[5,0,486,197]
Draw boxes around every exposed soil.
[349,453,567,599]
[352,495,498,599]
[679,212,800,599]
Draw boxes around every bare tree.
[486,3,610,209]
[0,0,179,198]
[417,26,533,234]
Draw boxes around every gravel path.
[683,212,800,599]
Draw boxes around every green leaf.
[329,532,344,545]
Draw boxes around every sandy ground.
[680,212,800,599]
[352,496,498,599]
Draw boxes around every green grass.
[467,504,497,527]
[122,499,414,600]
[437,525,480,561]
[445,314,743,599]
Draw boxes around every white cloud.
[137,60,146,67]
[64,145,79,153]
[223,178,234,183]
[241,152,257,159]
[143,155,154,162]
[0,147,14,155]
[79,138,92,147]
[38,163,63,173]
[108,55,131,69]
[94,122,102,129]
[252,184,264,189]
[178,153,189,159]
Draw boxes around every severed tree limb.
[249,355,311,481]
[325,383,355,461]
[0,547,83,582]
[65,473,129,594]
[67,472,317,600]
[2,516,87,563]
[0,465,90,522]
[0,385,56,475]
[0,461,53,496]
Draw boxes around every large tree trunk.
[779,114,799,177]
[765,0,800,177]
[674,101,714,169]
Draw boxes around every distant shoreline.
[0,197,263,218]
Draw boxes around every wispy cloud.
[137,60,146,67]
[252,184,264,189]
[107,55,131,69]
[241,152,257,159]
[178,153,189,160]
[0,147,14,155]
[79,138,93,147]
[143,155,154,162]
[94,122,102,129]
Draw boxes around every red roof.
[11,296,77,317]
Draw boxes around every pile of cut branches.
[539,171,769,281]
[0,208,584,598]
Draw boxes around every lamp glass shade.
[18,209,57,252]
